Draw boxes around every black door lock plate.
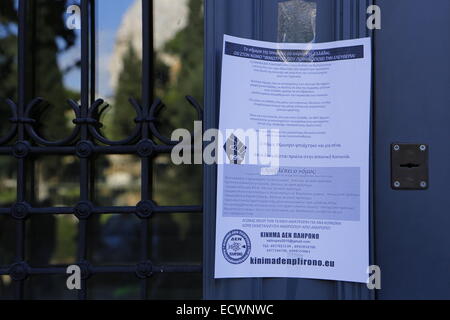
[391,143,429,190]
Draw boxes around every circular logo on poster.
[222,230,251,264]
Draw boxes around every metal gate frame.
[0,0,202,300]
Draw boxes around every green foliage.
[109,0,204,267]
[0,0,79,265]
[0,0,204,299]
[111,0,204,207]
[153,0,203,264]
[0,0,18,133]
[0,1,79,178]
[33,0,78,142]
[52,216,77,264]
[161,0,204,132]
[111,44,142,140]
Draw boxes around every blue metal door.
[374,0,450,299]
[204,0,373,300]
[204,0,450,299]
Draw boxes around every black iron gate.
[0,0,202,300]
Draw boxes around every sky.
[59,0,136,97]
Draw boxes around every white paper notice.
[214,35,371,283]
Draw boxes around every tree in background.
[111,44,142,141]
[110,0,203,209]
[0,0,79,299]
[161,0,203,132]
[105,0,204,298]
[0,0,204,299]
[151,0,204,298]
[0,0,80,203]
[0,1,19,207]
[33,0,79,141]
[155,0,203,267]
[0,0,19,134]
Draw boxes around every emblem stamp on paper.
[222,230,251,264]
[224,134,247,164]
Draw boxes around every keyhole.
[400,163,420,168]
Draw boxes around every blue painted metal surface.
[374,0,450,299]
[205,0,450,300]
[203,0,374,300]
